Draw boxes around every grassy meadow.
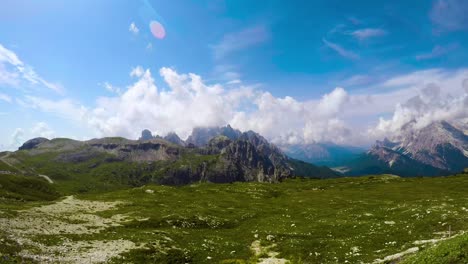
[0,172,467,263]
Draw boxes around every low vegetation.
[0,172,467,263]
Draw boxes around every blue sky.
[1,0,467,149]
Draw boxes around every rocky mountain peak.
[186,125,242,146]
[19,137,50,150]
[140,129,153,141]
[367,120,468,173]
[164,132,185,146]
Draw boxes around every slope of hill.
[7,129,337,193]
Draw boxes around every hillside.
[1,129,337,194]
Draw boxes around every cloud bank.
[13,66,468,147]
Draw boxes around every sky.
[0,0,467,150]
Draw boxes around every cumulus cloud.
[31,122,55,138]
[13,66,468,147]
[88,67,249,139]
[322,38,359,60]
[0,43,63,93]
[129,22,139,34]
[370,81,468,138]
[11,128,24,148]
[83,67,354,144]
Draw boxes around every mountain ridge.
[11,127,338,192]
[345,120,468,176]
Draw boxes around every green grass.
[1,173,467,263]
[0,173,59,202]
[401,233,468,264]
[78,173,467,263]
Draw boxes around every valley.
[0,123,467,263]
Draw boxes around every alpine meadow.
[0,1,467,263]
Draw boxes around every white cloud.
[0,43,63,94]
[350,28,387,41]
[430,0,468,32]
[129,22,139,34]
[14,66,468,146]
[0,44,22,65]
[322,38,359,60]
[11,128,24,148]
[212,25,269,59]
[0,93,12,103]
[213,64,241,83]
[130,66,144,78]
[84,66,354,144]
[20,96,87,122]
[226,79,242,85]
[415,43,458,60]
[369,71,468,138]
[31,122,55,138]
[101,82,121,94]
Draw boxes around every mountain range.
[344,120,468,176]
[2,120,466,193]
[0,126,337,192]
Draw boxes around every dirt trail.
[0,196,140,263]
[1,152,54,184]
[372,232,465,263]
[38,174,54,184]
[0,152,23,173]
[251,240,288,264]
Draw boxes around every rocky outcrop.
[186,125,242,146]
[164,132,185,146]
[19,137,49,150]
[88,138,180,162]
[220,138,292,182]
[140,129,153,141]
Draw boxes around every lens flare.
[150,20,166,39]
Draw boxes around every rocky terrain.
[4,126,337,191]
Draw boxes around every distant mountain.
[346,121,468,176]
[280,142,364,166]
[138,129,185,146]
[163,132,185,146]
[139,125,242,147]
[11,127,337,191]
[186,125,242,146]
